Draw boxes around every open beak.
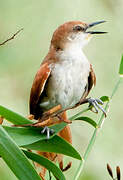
[86,20,107,34]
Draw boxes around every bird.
[29,20,107,178]
[29,20,106,134]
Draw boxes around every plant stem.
[73,79,121,180]
[69,107,90,121]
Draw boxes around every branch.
[0,28,23,46]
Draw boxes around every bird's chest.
[47,53,90,109]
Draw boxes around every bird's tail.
[36,112,72,180]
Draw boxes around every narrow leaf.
[23,135,82,160]
[119,55,123,76]
[3,122,67,146]
[74,116,97,128]
[0,105,33,125]
[23,150,66,180]
[3,126,47,146]
[2,125,81,160]
[0,125,41,180]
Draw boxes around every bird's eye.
[73,25,84,31]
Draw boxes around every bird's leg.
[79,97,107,117]
[34,114,72,139]
[33,115,65,139]
[40,104,71,124]
[56,113,72,123]
[42,104,62,119]
[15,106,69,139]
[58,97,106,117]
[28,117,54,139]
[16,105,71,139]
[35,110,72,139]
[41,126,54,139]
[61,97,106,116]
[15,104,61,124]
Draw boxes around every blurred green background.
[0,0,123,179]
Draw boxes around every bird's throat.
[56,43,86,63]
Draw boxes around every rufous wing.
[87,64,96,95]
[29,62,51,118]
[79,64,96,102]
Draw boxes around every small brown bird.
[30,20,106,135]
[29,20,107,178]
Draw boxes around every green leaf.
[119,55,123,76]
[23,150,66,180]
[2,125,81,160]
[100,96,110,102]
[51,122,67,132]
[3,122,67,146]
[0,105,33,125]
[23,135,82,160]
[0,105,66,131]
[69,108,90,121]
[0,125,41,180]
[3,126,47,146]
[74,116,97,128]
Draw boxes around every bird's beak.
[86,20,107,34]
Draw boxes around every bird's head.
[51,20,107,51]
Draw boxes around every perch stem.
[74,79,121,180]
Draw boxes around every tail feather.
[36,112,72,179]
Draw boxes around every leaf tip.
[119,55,123,76]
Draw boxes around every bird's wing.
[78,64,96,102]
[29,62,51,117]
[87,64,96,95]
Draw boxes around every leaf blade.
[0,105,32,125]
[3,122,67,146]
[23,150,66,180]
[2,125,81,160]
[0,125,41,180]
[23,135,82,160]
[74,116,97,128]
[119,55,123,76]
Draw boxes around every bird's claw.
[88,98,106,117]
[41,126,55,139]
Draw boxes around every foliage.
[73,55,123,180]
[0,97,108,180]
[0,21,122,179]
[0,105,81,180]
[0,55,122,179]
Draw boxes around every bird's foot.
[41,126,55,139]
[88,97,106,117]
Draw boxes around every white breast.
[41,45,90,111]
